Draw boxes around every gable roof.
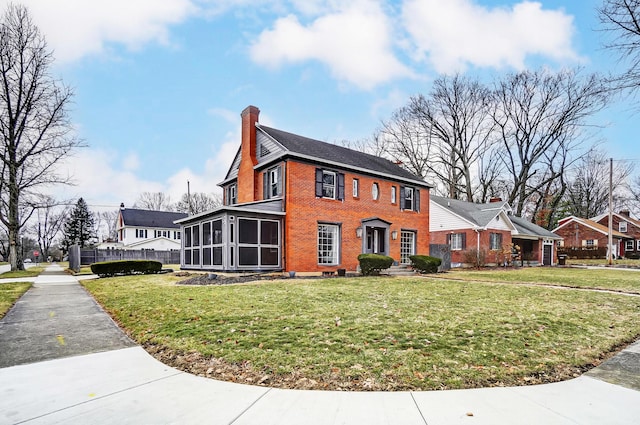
[552,216,631,239]
[120,208,187,229]
[256,124,430,187]
[510,215,561,240]
[430,195,513,229]
[591,211,640,229]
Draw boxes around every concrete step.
[383,265,416,276]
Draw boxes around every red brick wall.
[553,223,609,248]
[283,160,430,272]
[237,106,259,203]
[594,215,640,255]
[431,228,512,265]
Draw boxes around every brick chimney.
[489,197,502,203]
[619,209,630,218]
[238,105,260,203]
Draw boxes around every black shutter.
[446,233,452,246]
[415,189,420,212]
[461,233,467,249]
[315,169,323,197]
[263,172,269,200]
[277,165,283,196]
[400,186,406,210]
[337,173,345,200]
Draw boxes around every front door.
[543,244,552,266]
[366,227,386,255]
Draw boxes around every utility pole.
[608,157,613,266]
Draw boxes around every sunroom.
[175,204,285,272]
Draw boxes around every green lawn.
[0,282,31,318]
[567,258,640,267]
[0,265,46,279]
[444,267,640,294]
[83,272,640,391]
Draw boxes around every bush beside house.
[357,254,394,276]
[409,255,441,273]
[91,260,162,277]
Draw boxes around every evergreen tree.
[62,198,95,250]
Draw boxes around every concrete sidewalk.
[0,265,639,424]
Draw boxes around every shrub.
[91,260,162,277]
[462,248,486,268]
[357,253,394,276]
[409,255,442,273]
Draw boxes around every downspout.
[473,226,486,265]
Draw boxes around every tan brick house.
[176,106,431,273]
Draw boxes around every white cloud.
[13,0,197,63]
[122,152,140,171]
[250,0,412,89]
[402,0,580,73]
[53,149,165,208]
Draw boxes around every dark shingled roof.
[258,125,429,186]
[121,208,187,229]
[510,215,562,239]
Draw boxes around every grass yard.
[0,265,46,279]
[567,258,640,267]
[83,272,640,391]
[0,282,31,318]
[444,267,640,294]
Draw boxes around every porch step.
[383,265,416,277]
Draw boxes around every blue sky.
[8,0,638,210]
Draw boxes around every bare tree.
[562,150,633,219]
[410,74,496,201]
[375,102,435,181]
[28,195,67,259]
[133,192,173,211]
[598,0,640,98]
[491,68,609,216]
[0,4,81,270]
[175,192,222,214]
[100,210,119,241]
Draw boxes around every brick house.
[552,216,632,258]
[590,210,640,258]
[430,195,561,267]
[176,105,431,273]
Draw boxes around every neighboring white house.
[109,206,187,251]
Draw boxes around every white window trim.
[451,233,463,251]
[404,187,414,210]
[391,186,397,204]
[323,171,337,200]
[372,183,379,200]
[620,221,628,233]
[353,178,359,198]
[626,240,634,251]
[318,223,340,265]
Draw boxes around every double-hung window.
[318,223,340,265]
[353,178,359,198]
[315,169,344,200]
[620,222,628,233]
[323,171,336,198]
[489,233,502,250]
[264,166,282,199]
[450,233,466,251]
[400,186,420,211]
[626,240,634,251]
[227,184,237,205]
